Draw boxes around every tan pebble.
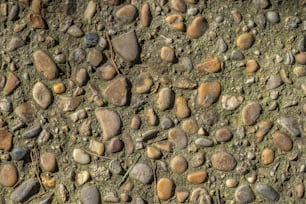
[120,192,131,202]
[130,115,141,129]
[95,108,121,140]
[211,151,237,171]
[14,103,36,123]
[166,15,185,31]
[76,171,90,186]
[145,107,158,126]
[280,68,292,84]
[97,64,117,80]
[14,22,27,33]
[187,170,207,184]
[153,142,172,152]
[168,128,188,149]
[246,59,259,73]
[134,72,153,94]
[103,77,128,106]
[170,0,187,13]
[273,131,293,152]
[122,134,134,155]
[256,120,273,143]
[32,82,53,109]
[146,146,162,159]
[215,127,232,142]
[67,25,84,37]
[197,81,221,107]
[33,50,58,80]
[170,155,188,173]
[293,66,306,77]
[261,148,274,165]
[0,129,13,151]
[231,9,242,23]
[121,181,134,192]
[0,164,18,187]
[175,96,190,119]
[236,33,254,50]
[75,68,88,86]
[241,102,262,125]
[187,16,208,39]
[140,2,151,27]
[191,151,205,168]
[31,0,41,14]
[176,190,189,203]
[53,82,66,94]
[84,0,96,22]
[87,49,103,67]
[295,52,306,65]
[40,152,57,172]
[89,140,104,156]
[196,56,221,73]
[181,118,198,134]
[29,13,45,28]
[160,46,175,62]
[157,178,174,201]
[156,87,174,110]
[226,178,238,188]
[296,183,305,198]
[115,4,137,23]
[41,174,56,188]
[173,78,198,89]
[3,72,20,96]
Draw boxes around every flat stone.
[187,16,209,39]
[11,179,40,202]
[237,33,254,50]
[242,102,262,125]
[175,96,190,119]
[11,147,28,160]
[80,185,101,204]
[191,152,205,168]
[14,103,36,123]
[211,151,237,171]
[89,140,105,156]
[170,0,187,13]
[33,50,58,80]
[277,117,300,136]
[261,148,274,165]
[221,94,244,110]
[140,2,152,27]
[22,125,42,138]
[215,127,233,142]
[196,56,221,73]
[157,178,174,201]
[97,64,117,81]
[255,184,279,201]
[160,46,175,62]
[195,138,214,147]
[133,72,153,94]
[40,152,57,172]
[7,36,24,51]
[107,137,123,153]
[235,185,256,203]
[112,31,139,62]
[32,82,53,109]
[95,108,121,140]
[3,72,20,96]
[87,49,103,67]
[256,120,273,142]
[156,87,174,110]
[115,5,137,23]
[168,128,188,149]
[166,15,185,32]
[0,129,12,151]
[67,25,84,37]
[170,155,188,173]
[266,74,282,89]
[181,118,198,134]
[72,148,90,164]
[103,77,128,106]
[187,170,207,184]
[197,81,221,107]
[0,164,18,187]
[57,96,82,112]
[273,131,293,152]
[130,163,153,184]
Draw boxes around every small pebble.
[170,155,188,173]
[134,72,153,94]
[87,49,103,67]
[72,148,90,164]
[187,16,209,39]
[157,178,174,200]
[67,25,84,37]
[40,152,57,172]
[241,102,262,125]
[107,137,123,153]
[261,148,274,165]
[11,147,28,161]
[140,2,152,27]
[3,72,20,96]
[181,118,198,134]
[175,96,190,119]
[221,94,244,110]
[130,163,153,184]
[235,185,256,203]
[191,152,205,168]
[246,59,260,73]
[296,183,305,198]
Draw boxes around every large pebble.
[211,151,237,171]
[236,33,254,50]
[277,117,300,137]
[273,131,293,152]
[57,96,82,112]
[157,178,174,200]
[196,56,221,73]
[191,152,205,168]
[112,31,139,62]
[72,148,90,164]
[156,87,174,110]
[235,185,256,203]
[103,77,128,106]
[95,108,121,140]
[7,36,24,51]
[115,5,137,23]
[0,129,12,151]
[187,170,207,184]
[3,72,20,96]
[170,0,187,13]
[87,49,103,67]
[170,155,188,173]
[197,81,221,107]
[187,16,209,39]
[168,128,188,149]
[80,185,101,204]
[255,184,279,201]
[11,147,28,160]
[221,94,244,110]
[40,152,57,172]
[130,163,153,184]
[11,179,40,202]
[32,82,53,109]
[215,127,232,142]
[241,102,262,125]
[0,164,18,187]
[33,50,58,80]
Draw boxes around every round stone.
[242,102,262,125]
[226,178,239,188]
[211,151,237,171]
[32,82,53,109]
[181,118,198,134]
[67,25,84,37]
[170,0,187,13]
[168,128,188,149]
[157,178,174,201]
[160,46,175,62]
[197,81,221,107]
[84,33,99,48]
[87,49,103,67]
[266,11,280,24]
[40,152,57,172]
[115,5,137,23]
[187,16,209,39]
[80,186,101,204]
[215,127,233,142]
[235,185,256,203]
[97,64,117,81]
[236,33,254,50]
[273,132,293,152]
[72,148,90,164]
[33,50,58,80]
[295,52,306,65]
[0,164,18,187]
[261,148,274,165]
[130,163,153,184]
[170,155,188,173]
[187,170,207,184]
[146,146,162,159]
[107,137,124,153]
[53,82,66,94]
[296,183,305,198]
[246,59,259,73]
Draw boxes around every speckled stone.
[157,178,174,201]
[130,163,153,184]
[0,164,18,187]
[191,152,205,168]
[211,151,237,171]
[89,140,105,156]
[80,185,101,204]
[40,152,57,172]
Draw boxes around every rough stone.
[80,186,101,204]
[211,151,237,171]
[95,108,121,140]
[0,129,12,151]
[168,128,188,149]
[112,31,139,62]
[103,77,128,106]
[130,163,153,184]
[235,185,256,204]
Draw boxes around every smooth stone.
[8,4,19,21]
[103,77,128,106]
[168,128,188,149]
[180,57,193,72]
[293,66,306,77]
[7,36,24,51]
[221,94,244,110]
[173,78,197,89]
[107,137,123,153]
[11,179,40,202]
[255,184,279,201]
[161,117,174,130]
[69,48,86,64]
[144,107,158,126]
[231,50,244,60]
[166,15,185,32]
[84,0,97,22]
[160,46,175,62]
[38,193,54,204]
[115,5,137,23]
[133,72,153,94]
[296,183,305,198]
[32,82,53,109]
[72,148,90,164]
[80,186,101,204]
[219,38,228,53]
[242,102,262,125]
[67,25,84,37]
[170,0,187,13]
[84,33,99,48]
[76,171,91,186]
[195,138,214,147]
[33,50,58,80]
[95,108,121,140]
[3,72,20,96]
[87,49,103,67]
[14,103,36,123]
[109,160,123,175]
[191,152,205,168]
[0,164,18,187]
[226,178,239,188]
[261,148,274,165]
[0,74,5,90]
[40,152,57,172]
[146,146,162,159]
[256,120,273,142]
[53,82,66,94]
[187,170,207,184]
[170,155,188,173]
[196,56,221,73]
[176,190,189,203]
[266,74,282,89]
[57,96,83,112]
[187,16,209,39]
[197,81,221,108]
[11,147,28,160]
[295,53,306,65]
[38,129,51,145]
[156,87,174,110]
[75,68,89,86]
[157,178,174,201]
[97,64,117,80]
[266,11,280,24]
[236,33,254,50]
[89,140,104,156]
[215,127,233,142]
[122,134,134,155]
[298,35,306,52]
[211,151,237,171]
[175,96,190,119]
[246,59,260,73]
[235,185,256,203]
[277,117,300,136]
[0,129,12,151]
[22,125,42,138]
[273,131,293,152]
[140,2,151,27]
[130,163,153,184]
[103,192,119,203]
[112,31,139,62]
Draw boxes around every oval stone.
[33,50,58,80]
[211,151,237,171]
[0,164,18,187]
[157,178,174,201]
[32,82,53,109]
[242,102,262,125]
[273,132,293,152]
[197,81,221,108]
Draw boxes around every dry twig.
[117,154,141,187]
[30,144,45,192]
[105,32,120,75]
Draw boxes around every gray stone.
[219,38,228,53]
[80,186,101,204]
[11,147,28,160]
[266,11,280,24]
[7,36,24,51]
[252,0,270,9]
[266,75,282,89]
[57,96,83,112]
[84,33,99,48]
[130,163,153,184]
[231,50,244,60]
[235,185,256,203]
[11,179,40,202]
[112,31,139,62]
[298,35,306,52]
[22,125,42,138]
[195,138,214,147]
[255,184,279,201]
[277,117,300,137]
[38,193,53,204]
[0,99,12,113]
[161,117,174,130]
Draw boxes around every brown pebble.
[191,151,205,168]
[296,183,305,198]
[130,115,141,129]
[273,131,293,152]
[242,102,262,125]
[215,127,233,142]
[103,77,128,106]
[197,81,221,107]
[166,15,185,31]
[303,103,306,115]
[41,174,56,188]
[29,13,45,29]
[160,46,175,62]
[256,120,273,143]
[0,164,18,187]
[196,56,221,73]
[122,134,134,155]
[261,148,274,165]
[53,82,66,94]
[146,146,162,159]
[33,50,58,80]
[295,52,306,65]
[226,178,238,188]
[0,129,12,151]
[3,72,20,96]
[246,60,259,73]
[40,152,57,172]
[187,16,209,39]
[156,87,174,111]
[97,64,117,81]
[211,151,237,171]
[157,178,174,201]
[168,128,188,149]
[175,96,190,119]
[140,2,151,27]
[187,170,207,184]
[231,9,242,23]
[170,0,187,13]
[32,81,53,109]
[87,49,103,67]
[120,192,131,202]
[133,72,153,94]
[153,142,172,152]
[293,66,306,77]
[181,118,198,134]
[236,33,254,50]
[89,140,105,156]
[176,190,189,203]
[145,107,158,126]
[115,4,137,23]
[170,155,188,173]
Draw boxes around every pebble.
[261,148,274,165]
[187,16,209,39]
[11,147,28,161]
[266,74,282,89]
[195,137,214,147]
[235,185,256,203]
[3,72,20,96]
[84,1,96,22]
[231,50,244,60]
[246,59,260,73]
[237,33,254,50]
[147,146,162,159]
[191,152,205,168]
[166,15,185,32]
[181,118,198,134]
[134,72,153,94]
[11,179,40,202]
[255,123,273,142]
[161,117,174,130]
[160,46,175,63]
[196,56,221,73]
[97,64,117,80]
[72,148,90,164]
[298,35,306,52]
[156,87,174,110]
[255,184,279,201]
[130,163,153,184]
[67,25,84,37]
[211,151,237,171]
[95,108,121,140]
[38,193,54,204]
[104,77,128,106]
[76,171,91,186]
[0,99,12,113]
[187,170,207,184]
[107,137,123,153]
[277,117,300,137]
[253,0,270,9]
[219,38,228,53]
[32,82,53,109]
[7,36,24,51]
[14,103,36,123]
[168,128,188,149]
[215,127,233,142]
[170,155,188,173]
[273,131,293,152]
[115,5,137,23]
[197,81,221,107]
[170,0,187,13]
[80,186,101,204]
[266,11,280,24]
[296,183,305,198]
[190,188,211,203]
[29,14,45,29]
[231,9,242,23]
[70,48,86,64]
[87,49,103,67]
[175,96,190,119]
[221,94,244,110]
[109,160,123,175]
[57,96,82,112]
[40,152,57,172]
[293,66,306,77]
[8,4,19,21]
[75,68,89,86]
[241,102,262,125]
[112,31,139,62]
[89,140,104,156]
[145,107,158,126]
[176,190,189,203]
[295,52,306,65]
[41,174,56,188]
[33,50,58,80]
[157,178,174,200]
[173,78,197,89]
[140,2,152,27]
[0,164,18,187]
[226,178,238,188]
[22,125,42,138]
[0,129,12,151]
